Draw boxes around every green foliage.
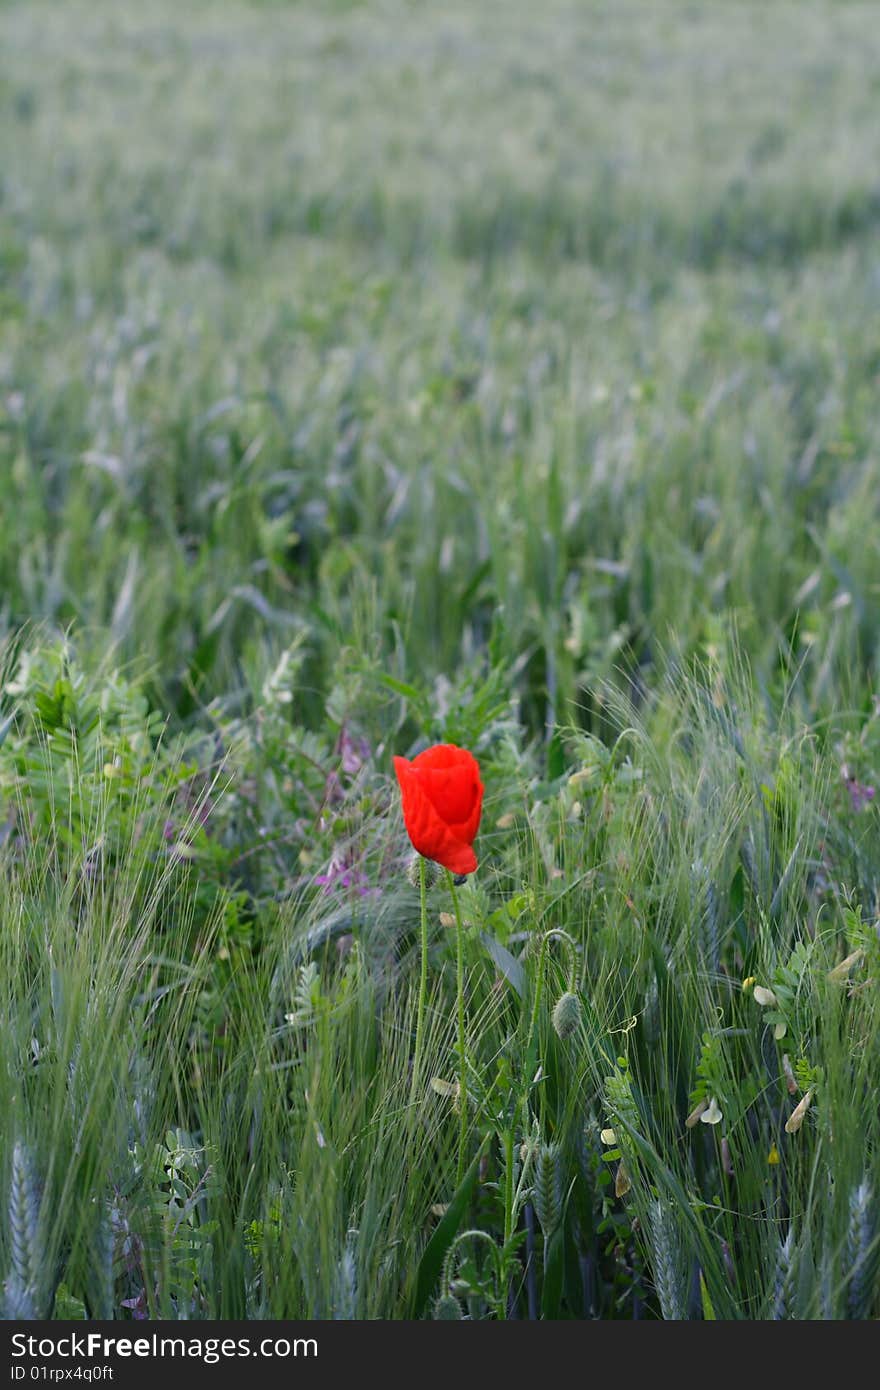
[688,1031,729,1116]
[1,0,879,1323]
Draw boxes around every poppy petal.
[419,764,482,828]
[393,747,482,875]
[412,745,483,835]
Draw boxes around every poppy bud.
[433,1295,463,1320]
[552,991,581,1040]
[405,853,440,890]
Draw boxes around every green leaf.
[480,932,525,997]
[53,1283,87,1320]
[541,1222,565,1319]
[458,558,492,610]
[378,674,422,702]
[547,730,565,780]
[410,1136,488,1318]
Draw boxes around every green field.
[1,0,879,1320]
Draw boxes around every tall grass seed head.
[533,1141,563,1235]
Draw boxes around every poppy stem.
[409,854,429,1110]
[445,868,469,1185]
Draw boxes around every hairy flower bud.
[552,991,581,1040]
[433,1294,464,1320]
[406,853,440,890]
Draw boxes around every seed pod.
[828,949,865,983]
[685,1099,708,1129]
[615,1159,632,1198]
[784,1089,813,1134]
[781,1054,798,1095]
[429,1077,459,1099]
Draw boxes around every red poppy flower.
[393,743,484,876]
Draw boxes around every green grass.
[1,0,879,1319]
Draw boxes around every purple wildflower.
[843,766,876,812]
[322,770,345,806]
[846,778,875,813]
[120,1289,148,1320]
[337,726,371,777]
[314,846,379,898]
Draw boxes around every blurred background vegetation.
[1,0,879,1320]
